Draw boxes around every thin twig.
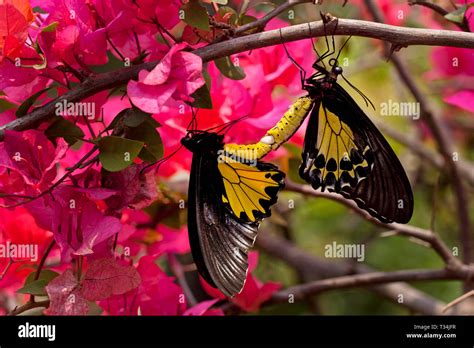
[233,0,314,36]
[442,290,474,313]
[8,300,50,316]
[0,258,14,280]
[33,240,55,282]
[375,121,474,186]
[29,239,56,303]
[167,254,198,307]
[0,146,98,208]
[409,0,470,32]
[271,269,457,303]
[284,181,466,273]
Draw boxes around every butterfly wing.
[188,151,284,297]
[299,83,413,223]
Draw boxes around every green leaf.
[215,56,246,80]
[239,14,257,26]
[25,270,60,284]
[17,279,50,296]
[105,108,160,133]
[181,0,210,31]
[444,4,473,24]
[104,108,130,133]
[189,70,212,109]
[99,136,144,172]
[33,6,47,14]
[124,108,160,128]
[45,117,85,145]
[42,21,59,33]
[90,51,127,74]
[211,0,228,4]
[127,123,163,163]
[218,6,238,25]
[18,270,60,296]
[0,98,17,113]
[16,87,51,118]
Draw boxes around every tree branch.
[284,180,469,274]
[374,120,474,186]
[8,300,50,316]
[257,232,448,314]
[1,18,473,140]
[270,268,458,303]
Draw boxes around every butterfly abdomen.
[224,96,314,160]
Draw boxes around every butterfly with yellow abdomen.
[225,15,413,224]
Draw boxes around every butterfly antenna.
[139,144,184,176]
[279,28,306,88]
[335,35,352,63]
[186,107,199,132]
[202,114,249,134]
[341,74,375,110]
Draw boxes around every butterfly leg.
[315,12,338,65]
[279,28,307,89]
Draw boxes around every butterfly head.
[181,130,224,154]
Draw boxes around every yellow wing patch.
[218,155,283,222]
[302,106,374,192]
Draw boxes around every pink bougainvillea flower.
[102,163,158,212]
[201,252,281,312]
[183,299,224,316]
[0,207,54,292]
[26,185,122,260]
[0,46,40,91]
[429,46,474,79]
[148,225,190,256]
[0,130,67,194]
[100,255,186,315]
[128,43,205,113]
[81,258,141,301]
[45,269,89,316]
[444,90,474,113]
[46,258,141,315]
[0,0,34,61]
[36,0,108,69]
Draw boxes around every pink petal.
[444,90,474,113]
[127,80,176,114]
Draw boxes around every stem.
[9,300,50,316]
[33,240,55,281]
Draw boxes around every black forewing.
[300,83,413,223]
[187,152,260,297]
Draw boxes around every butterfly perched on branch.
[225,13,413,223]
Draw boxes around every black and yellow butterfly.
[181,130,284,297]
[225,19,413,223]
